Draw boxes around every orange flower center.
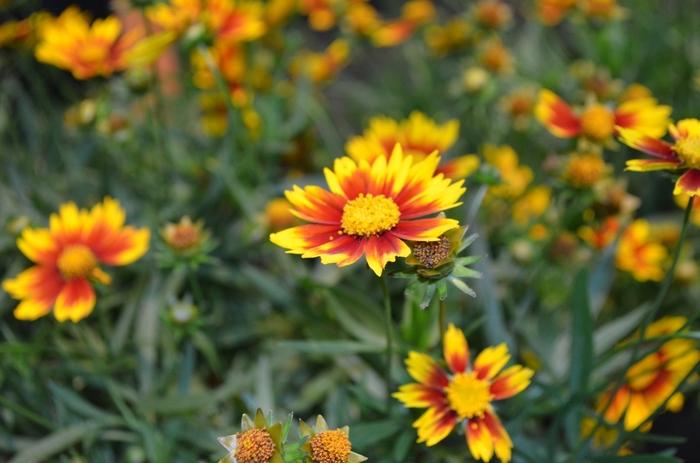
[565,153,608,188]
[341,193,400,237]
[675,136,700,169]
[234,428,276,463]
[579,104,615,141]
[446,371,492,419]
[57,245,97,280]
[309,430,352,463]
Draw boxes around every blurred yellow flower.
[35,7,173,80]
[425,18,471,56]
[479,38,514,75]
[345,0,381,36]
[615,219,667,282]
[473,0,512,29]
[147,0,201,34]
[563,152,610,188]
[290,39,350,84]
[499,86,537,130]
[206,0,266,43]
[299,0,338,31]
[512,186,551,226]
[264,198,297,232]
[371,0,435,48]
[484,145,533,199]
[346,111,478,180]
[394,324,533,462]
[597,316,699,431]
[579,216,620,250]
[536,0,577,26]
[2,198,149,322]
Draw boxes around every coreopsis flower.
[371,0,435,48]
[535,89,671,144]
[618,118,700,197]
[511,186,551,226]
[299,0,338,31]
[2,198,149,322]
[499,86,537,131]
[578,216,620,249]
[269,144,465,276]
[597,316,700,431]
[536,0,577,26]
[615,219,667,282]
[35,7,173,80]
[299,415,367,463]
[146,0,202,34]
[162,216,208,252]
[191,41,247,104]
[205,0,266,43]
[562,152,611,188]
[264,0,297,28]
[345,0,382,36]
[473,0,512,30]
[290,39,350,84]
[580,0,625,20]
[218,410,283,463]
[424,18,471,56]
[483,145,533,199]
[393,324,533,463]
[346,112,480,180]
[479,38,514,75]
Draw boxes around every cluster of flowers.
[217,410,366,463]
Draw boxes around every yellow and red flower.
[615,219,668,282]
[346,112,479,180]
[205,0,266,43]
[2,197,150,322]
[535,89,670,143]
[290,39,350,84]
[579,216,620,250]
[394,324,533,463]
[269,144,465,276]
[598,316,699,431]
[35,7,172,80]
[371,0,435,48]
[619,118,700,197]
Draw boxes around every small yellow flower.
[615,219,668,282]
[299,415,367,463]
[512,186,551,226]
[290,39,350,84]
[563,152,610,188]
[479,38,514,75]
[473,0,512,29]
[484,145,533,199]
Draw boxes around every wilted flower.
[536,89,671,144]
[346,111,479,180]
[218,410,283,463]
[269,145,465,276]
[162,216,208,252]
[394,324,533,463]
[299,415,367,463]
[2,198,149,322]
[35,7,172,79]
[618,118,700,197]
[597,317,699,431]
[615,219,667,282]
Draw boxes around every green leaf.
[569,269,593,394]
[589,455,681,463]
[272,340,384,355]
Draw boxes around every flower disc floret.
[234,428,276,463]
[411,236,451,268]
[675,136,700,169]
[446,371,492,419]
[57,245,97,279]
[580,104,615,141]
[309,429,352,463]
[341,194,400,237]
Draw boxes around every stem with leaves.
[381,275,394,411]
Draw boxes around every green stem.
[381,275,394,411]
[576,196,694,460]
[438,298,446,337]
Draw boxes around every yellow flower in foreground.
[35,7,173,79]
[299,415,367,463]
[394,324,533,463]
[346,111,479,180]
[597,317,699,431]
[269,144,465,276]
[615,219,667,282]
[2,197,149,322]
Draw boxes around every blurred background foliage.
[0,0,699,462]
